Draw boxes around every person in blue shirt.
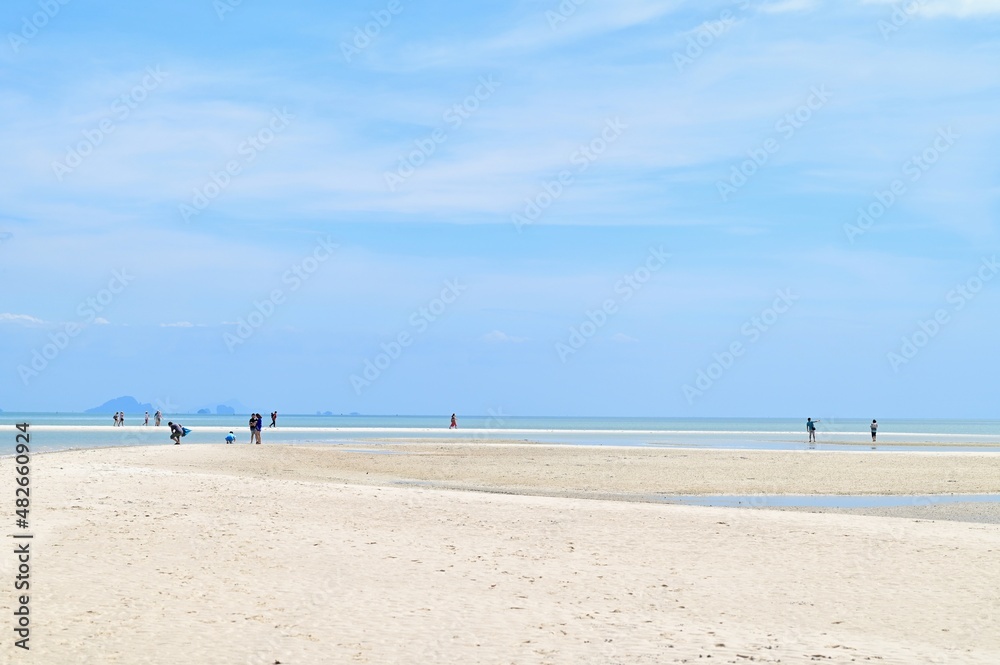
[806,417,820,443]
[225,431,236,444]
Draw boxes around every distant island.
[85,397,248,415]
[85,396,154,415]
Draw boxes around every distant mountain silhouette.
[192,402,244,415]
[85,396,154,414]
[215,399,249,414]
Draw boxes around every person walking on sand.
[144,411,149,426]
[450,413,457,429]
[871,419,878,442]
[255,413,263,444]
[168,421,184,445]
[806,417,820,443]
[270,411,277,428]
[154,410,162,426]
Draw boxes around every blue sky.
[1,0,998,417]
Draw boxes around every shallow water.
[655,494,1000,509]
[3,414,1000,455]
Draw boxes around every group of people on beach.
[220,411,278,445]
[162,410,277,446]
[113,410,162,427]
[806,418,879,444]
[247,413,265,444]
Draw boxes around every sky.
[1,0,998,417]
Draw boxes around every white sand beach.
[2,443,998,664]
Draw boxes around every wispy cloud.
[482,330,528,343]
[759,0,820,13]
[0,313,46,326]
[863,0,1000,16]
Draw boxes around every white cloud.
[161,321,195,328]
[759,0,820,13]
[94,317,110,325]
[864,0,1000,16]
[611,333,639,343]
[482,330,527,343]
[0,313,46,326]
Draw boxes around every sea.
[3,414,1000,455]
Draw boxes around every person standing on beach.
[154,410,162,426]
[168,421,184,445]
[255,413,263,444]
[871,420,878,442]
[249,413,258,444]
[806,417,819,443]
[113,412,119,426]
[144,411,149,426]
[450,413,457,429]
[120,412,125,426]
[270,411,277,428]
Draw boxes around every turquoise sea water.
[2,414,1000,455]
